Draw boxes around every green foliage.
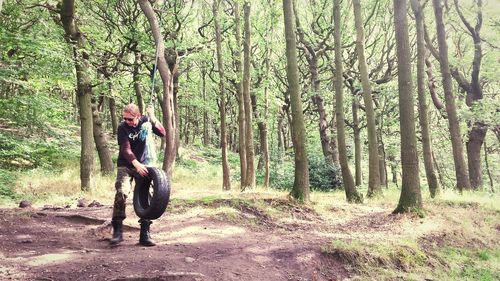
[307,152,342,191]
[0,130,79,170]
[265,149,342,191]
[267,156,295,190]
[0,93,72,135]
[0,170,19,200]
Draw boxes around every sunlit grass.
[13,166,116,207]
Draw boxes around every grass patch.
[322,239,430,275]
[438,247,500,281]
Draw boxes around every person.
[110,103,166,246]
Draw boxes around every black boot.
[139,219,156,246]
[110,220,123,245]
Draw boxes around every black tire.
[133,167,170,220]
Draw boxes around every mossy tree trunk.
[213,0,231,190]
[60,0,95,191]
[352,0,381,197]
[282,0,310,202]
[431,0,471,191]
[242,2,255,189]
[393,0,423,214]
[334,0,362,203]
[411,0,440,198]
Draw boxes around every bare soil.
[0,198,498,281]
[0,200,347,281]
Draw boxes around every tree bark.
[133,52,145,114]
[352,0,381,197]
[283,0,310,202]
[234,2,247,187]
[138,0,176,178]
[92,103,114,175]
[334,0,362,203]
[242,2,255,188]
[467,123,486,189]
[352,96,362,186]
[213,0,231,190]
[393,0,423,214]
[411,0,440,198]
[453,0,485,189]
[60,0,94,191]
[107,82,118,136]
[201,66,210,146]
[432,0,471,191]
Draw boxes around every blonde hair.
[123,103,140,117]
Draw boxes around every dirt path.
[0,204,347,281]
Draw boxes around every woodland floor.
[0,196,498,281]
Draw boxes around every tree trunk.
[467,124,487,189]
[242,2,255,188]
[108,82,118,136]
[283,0,310,202]
[334,0,362,203]
[352,0,381,197]
[411,0,440,198]
[138,0,175,177]
[432,0,471,191]
[173,72,181,159]
[92,103,114,175]
[260,33,271,188]
[393,0,423,214]
[352,97,362,186]
[201,66,210,146]
[60,0,94,191]
[213,0,231,190]
[312,94,334,164]
[277,112,284,154]
[330,113,340,166]
[133,52,145,114]
[452,0,485,190]
[234,2,247,187]
[388,154,398,186]
[483,138,493,191]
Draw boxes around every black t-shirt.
[116,116,150,168]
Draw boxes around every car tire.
[133,166,170,220]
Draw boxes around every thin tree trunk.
[432,0,471,191]
[92,103,114,175]
[330,113,340,166]
[411,0,440,198]
[234,2,247,187]
[352,0,381,197]
[133,52,145,114]
[202,66,210,145]
[283,0,310,202]
[213,0,231,190]
[60,0,94,191]
[277,112,284,154]
[243,2,255,188]
[352,96,362,186]
[334,0,362,203]
[261,34,270,188]
[108,82,118,136]
[393,0,423,214]
[388,154,398,187]
[173,72,181,159]
[483,138,493,192]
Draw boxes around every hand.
[132,160,149,177]
[146,105,155,118]
[146,105,158,125]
